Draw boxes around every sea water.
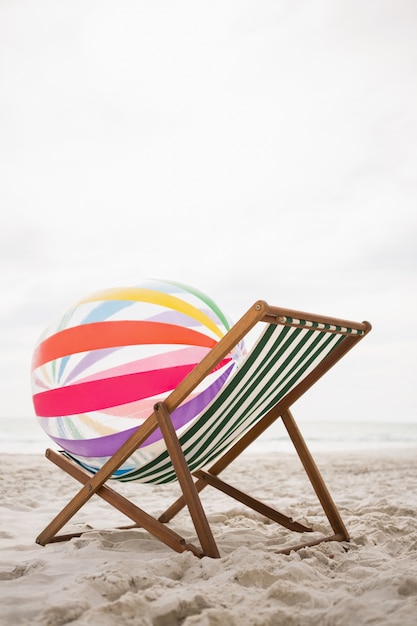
[1,417,416,455]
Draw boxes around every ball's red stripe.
[33,363,199,417]
[32,321,216,370]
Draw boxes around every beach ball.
[31,279,245,475]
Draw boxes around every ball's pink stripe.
[74,346,211,384]
[100,396,157,418]
[33,363,197,417]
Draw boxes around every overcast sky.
[1,0,416,425]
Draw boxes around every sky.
[1,0,416,425]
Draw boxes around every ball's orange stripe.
[31,321,216,370]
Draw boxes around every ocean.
[1,417,416,456]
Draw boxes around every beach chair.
[36,301,371,558]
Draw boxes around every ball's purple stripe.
[46,365,234,457]
[149,308,226,327]
[148,311,201,326]
[64,347,118,385]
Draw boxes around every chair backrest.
[113,312,367,484]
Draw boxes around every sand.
[1,448,417,625]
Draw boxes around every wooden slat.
[194,470,312,533]
[263,306,372,334]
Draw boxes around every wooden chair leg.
[37,449,204,556]
[154,402,220,558]
[36,412,162,545]
[280,408,349,541]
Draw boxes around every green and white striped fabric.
[108,319,362,485]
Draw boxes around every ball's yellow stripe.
[76,288,224,339]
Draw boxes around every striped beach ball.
[31,279,245,474]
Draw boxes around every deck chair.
[36,300,371,558]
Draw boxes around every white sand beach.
[1,448,417,625]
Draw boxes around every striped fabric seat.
[118,319,361,484]
[36,301,371,558]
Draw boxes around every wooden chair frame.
[36,301,371,558]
